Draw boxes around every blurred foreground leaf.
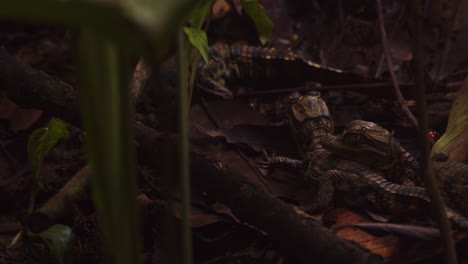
[79,30,140,264]
[0,0,209,59]
[0,1,207,264]
[190,0,213,28]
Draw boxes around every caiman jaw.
[320,134,389,165]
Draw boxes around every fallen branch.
[24,165,91,233]
[0,48,81,125]
[190,153,383,264]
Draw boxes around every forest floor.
[0,0,467,263]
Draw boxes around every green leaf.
[183,27,209,63]
[431,76,468,162]
[38,224,75,264]
[191,0,212,29]
[27,118,69,188]
[240,0,273,45]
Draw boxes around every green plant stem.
[27,186,39,214]
[187,49,200,106]
[186,0,214,106]
[177,28,192,264]
[410,1,457,263]
[79,30,140,264]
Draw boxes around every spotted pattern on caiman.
[266,92,468,229]
[196,43,346,99]
[320,120,468,218]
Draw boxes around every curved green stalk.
[177,28,193,264]
[0,1,212,263]
[79,30,140,264]
[410,1,457,263]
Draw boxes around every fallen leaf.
[172,203,233,228]
[365,210,392,223]
[0,95,18,120]
[333,223,441,241]
[9,108,43,133]
[201,100,272,129]
[325,208,468,263]
[389,32,412,61]
[212,0,232,20]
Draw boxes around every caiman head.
[320,120,395,168]
[195,44,234,98]
[287,91,334,154]
[197,44,230,82]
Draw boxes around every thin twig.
[410,1,457,264]
[236,149,273,194]
[374,55,385,78]
[138,166,161,195]
[377,0,420,131]
[375,2,407,78]
[338,0,345,28]
[199,97,220,129]
[236,82,413,97]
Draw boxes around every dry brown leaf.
[0,94,18,120]
[201,100,271,129]
[172,203,233,228]
[212,0,232,20]
[9,108,43,133]
[324,208,468,263]
[325,208,400,261]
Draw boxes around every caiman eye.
[305,91,321,97]
[289,92,301,103]
[218,62,227,72]
[209,50,222,61]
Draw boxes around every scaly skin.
[321,120,468,218]
[320,120,420,185]
[196,43,343,98]
[268,92,468,228]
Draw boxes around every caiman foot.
[431,152,449,162]
[255,149,304,172]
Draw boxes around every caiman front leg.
[257,149,305,172]
[266,156,305,170]
[303,168,336,213]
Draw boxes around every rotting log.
[0,49,81,125]
[190,152,383,264]
[24,165,91,233]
